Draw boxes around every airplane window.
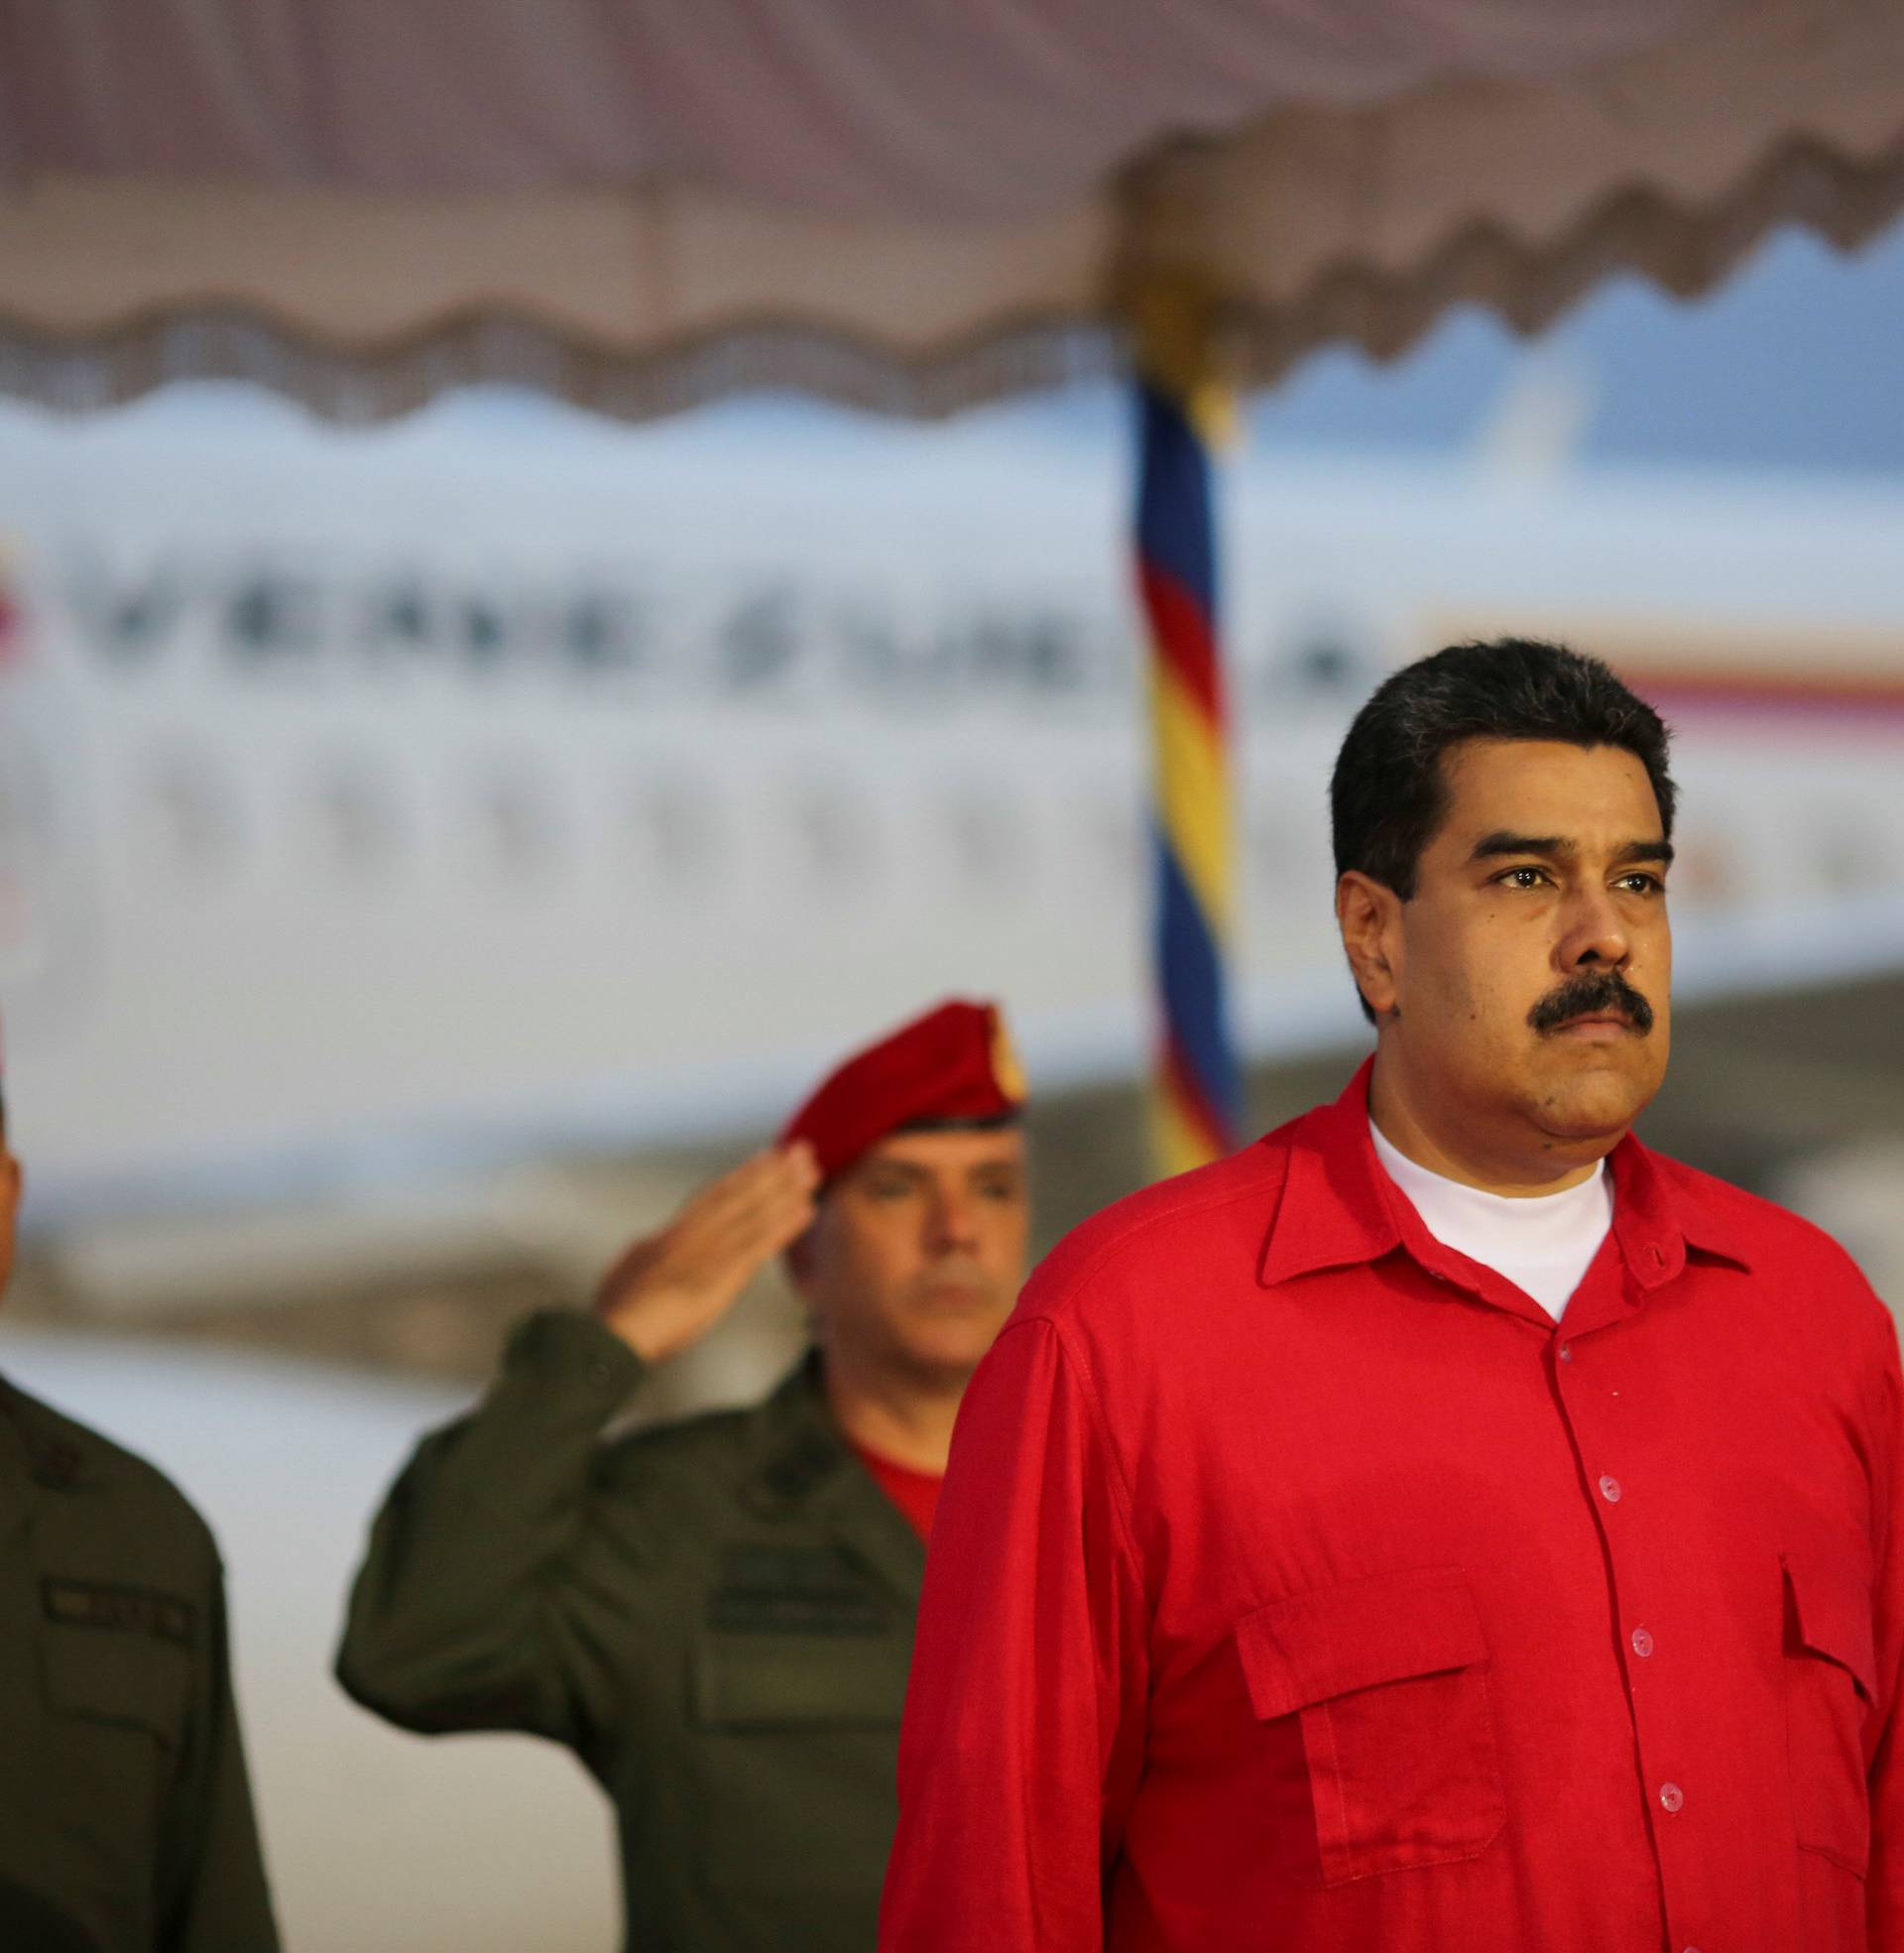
[307,759,404,882]
[1666,828,1738,905]
[471,766,562,883]
[790,782,876,894]
[937,786,1034,897]
[1079,796,1141,894]
[1813,810,1899,894]
[624,777,725,891]
[137,747,241,884]
[0,731,62,980]
[1249,806,1325,899]
[0,744,46,845]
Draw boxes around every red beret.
[779,999,1024,1181]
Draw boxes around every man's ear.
[782,1226,814,1291]
[1336,871,1402,1019]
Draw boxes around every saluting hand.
[593,1143,821,1364]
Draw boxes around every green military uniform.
[337,1309,926,1953]
[0,1378,278,1953]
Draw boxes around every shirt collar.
[740,1351,926,1602]
[1606,1126,1753,1282]
[1257,1057,1752,1291]
[1257,1060,1402,1288]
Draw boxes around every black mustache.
[1528,970,1655,1037]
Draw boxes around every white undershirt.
[1368,1116,1614,1323]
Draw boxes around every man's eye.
[976,1178,1022,1202]
[863,1179,914,1200]
[1499,866,1549,890]
[1615,873,1665,896]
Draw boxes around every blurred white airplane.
[2,389,1902,1284]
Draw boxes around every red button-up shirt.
[881,1063,1904,1953]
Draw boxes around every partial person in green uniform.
[337,999,1030,1953]
[0,1073,279,1953]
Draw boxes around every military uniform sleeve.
[335,1308,647,1749]
[878,1316,1148,1953]
[1865,1303,1904,1947]
[158,1555,279,1953]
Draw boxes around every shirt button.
[1558,1342,1573,1363]
[1659,1781,1684,1813]
[1631,1627,1655,1658]
[1600,1475,1623,1504]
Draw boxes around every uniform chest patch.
[707,1544,889,1636]
[42,1578,195,1646]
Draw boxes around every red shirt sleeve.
[1864,1311,1904,1948]
[879,1315,1148,1952]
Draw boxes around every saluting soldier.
[0,1071,279,1952]
[337,998,1030,1953]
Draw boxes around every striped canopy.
[2,0,1900,422]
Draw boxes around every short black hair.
[1331,638,1677,1018]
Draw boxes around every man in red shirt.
[339,999,1029,1953]
[881,640,1902,1953]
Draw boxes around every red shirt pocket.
[1236,1565,1506,1889]
[1782,1542,1876,1881]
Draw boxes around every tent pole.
[1131,279,1243,1177]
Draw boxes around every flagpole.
[1131,279,1243,1176]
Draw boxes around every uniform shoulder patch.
[42,1578,196,1646]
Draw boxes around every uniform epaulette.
[0,1382,85,1489]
